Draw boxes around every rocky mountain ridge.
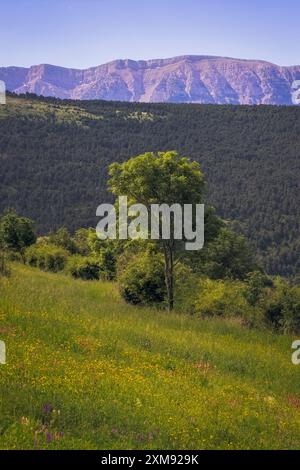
[1,55,300,104]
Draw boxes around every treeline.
[1,210,300,335]
[0,93,300,278]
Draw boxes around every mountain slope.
[1,263,300,449]
[0,94,300,277]
[1,56,300,104]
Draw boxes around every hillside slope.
[1,55,300,104]
[0,264,300,449]
[0,94,300,277]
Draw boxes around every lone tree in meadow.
[108,151,210,311]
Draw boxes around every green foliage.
[1,94,300,277]
[0,251,10,277]
[118,251,166,305]
[193,275,300,334]
[2,263,300,449]
[6,250,23,262]
[244,271,273,306]
[86,230,121,279]
[73,228,92,256]
[190,227,257,280]
[109,150,205,206]
[280,287,300,334]
[25,243,68,273]
[66,255,102,281]
[172,262,199,313]
[98,247,117,281]
[263,280,300,334]
[0,211,36,259]
[109,150,209,310]
[193,278,259,325]
[36,227,118,280]
[48,227,77,254]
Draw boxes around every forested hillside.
[0,93,300,278]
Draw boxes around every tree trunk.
[163,244,174,311]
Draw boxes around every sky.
[1,0,300,69]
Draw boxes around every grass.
[0,263,300,449]
[0,96,157,125]
[0,96,104,126]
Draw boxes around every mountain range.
[1,55,300,105]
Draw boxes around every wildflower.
[264,396,276,405]
[42,403,53,415]
[20,416,29,426]
[136,398,142,407]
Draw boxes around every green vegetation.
[0,252,10,277]
[118,250,166,305]
[108,151,208,310]
[1,93,300,278]
[1,138,299,333]
[25,243,68,273]
[1,107,300,450]
[0,211,36,262]
[66,255,103,281]
[1,263,300,449]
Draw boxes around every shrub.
[73,228,92,256]
[189,228,257,281]
[0,251,10,277]
[87,231,121,279]
[173,263,199,313]
[6,250,23,262]
[48,227,77,254]
[244,271,273,306]
[281,287,300,334]
[25,244,68,272]
[118,251,166,305]
[0,211,36,261]
[264,280,300,333]
[98,248,117,280]
[193,278,260,325]
[66,255,102,280]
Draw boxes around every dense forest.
[0,93,299,278]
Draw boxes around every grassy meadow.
[1,263,300,449]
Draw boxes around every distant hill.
[1,55,300,104]
[0,93,300,277]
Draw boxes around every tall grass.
[0,264,300,449]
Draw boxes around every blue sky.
[1,0,300,68]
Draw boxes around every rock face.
[1,55,300,104]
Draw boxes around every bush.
[244,271,273,306]
[66,255,102,280]
[0,251,10,277]
[172,263,199,313]
[190,227,257,281]
[48,227,77,254]
[0,211,36,261]
[98,248,117,280]
[118,251,166,305]
[6,250,23,262]
[193,278,260,325]
[25,244,68,272]
[264,280,300,333]
[86,231,121,279]
[73,228,92,256]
